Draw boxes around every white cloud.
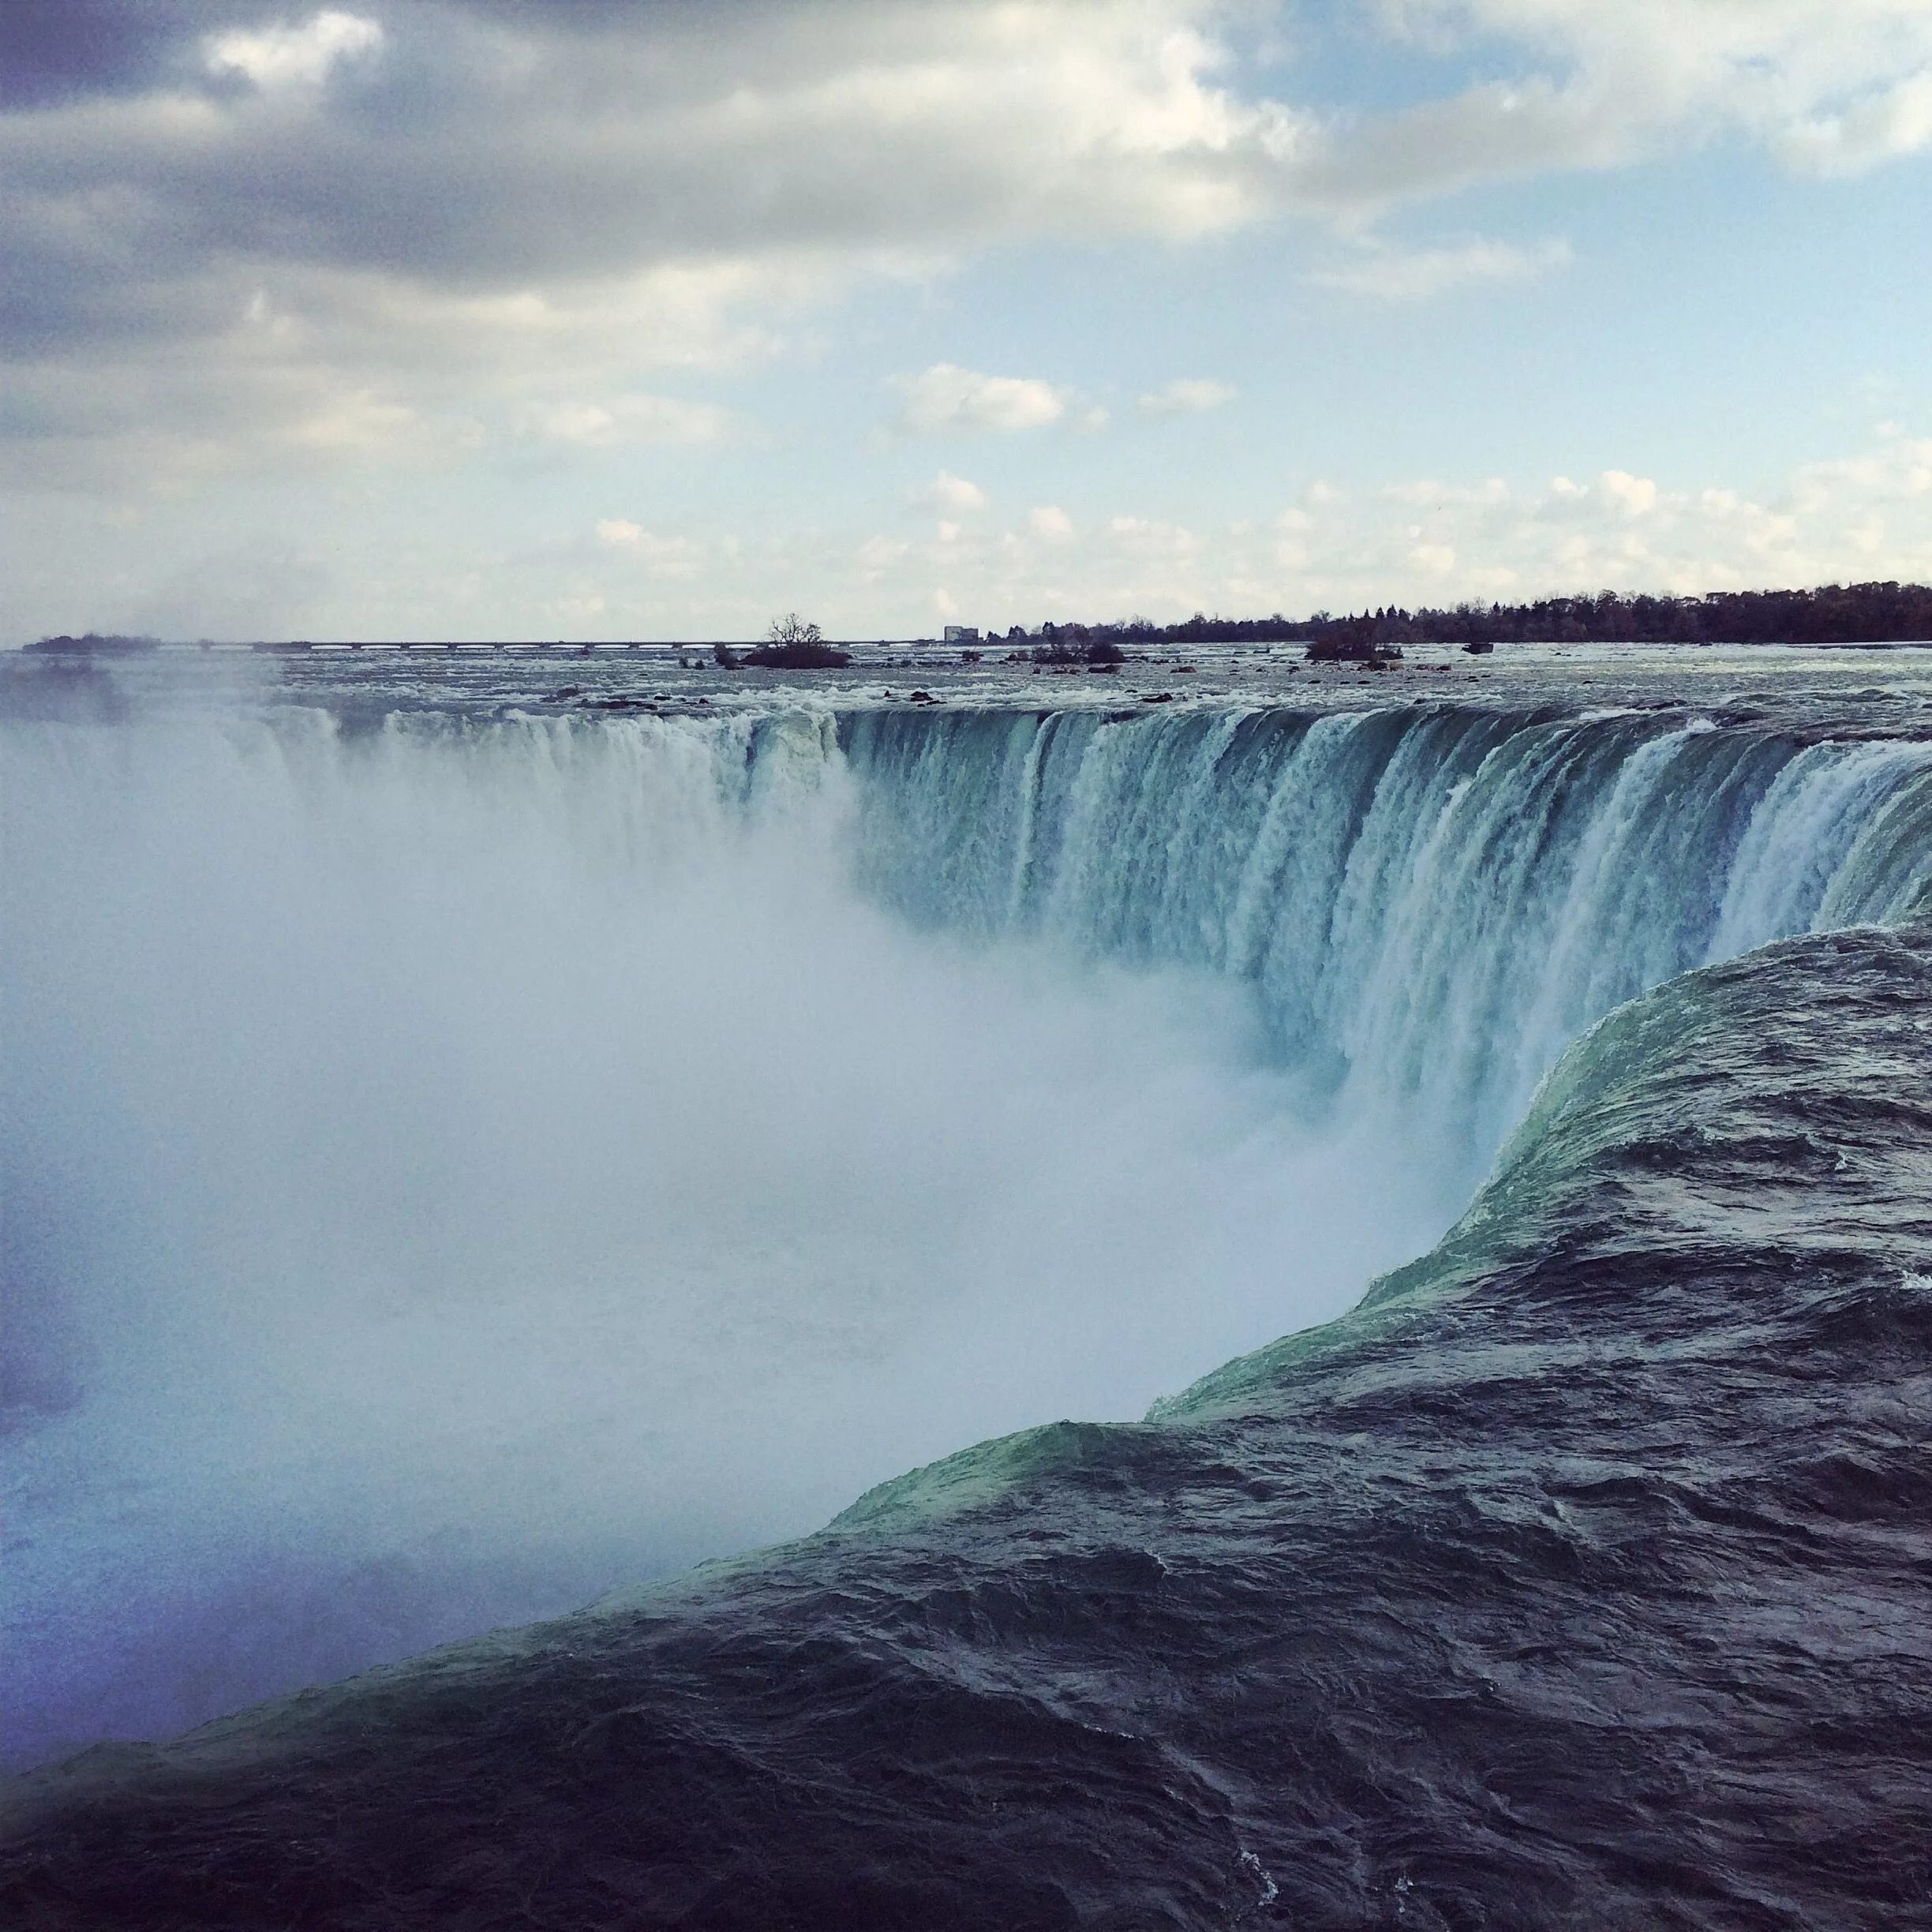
[1790,438,1932,511]
[204,10,384,89]
[9,0,1932,504]
[1137,378,1237,416]
[811,424,1932,634]
[1780,69,1932,174]
[1,4,1282,487]
[1330,2,1932,209]
[28,421,1924,646]
[1536,470,1661,519]
[593,522,702,576]
[856,535,912,581]
[524,395,738,449]
[1312,238,1572,301]
[1383,477,1511,507]
[890,364,1067,436]
[1600,470,1660,516]
[912,470,990,513]
[1106,515,1200,558]
[5,0,1932,581]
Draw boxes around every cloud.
[822,426,1932,634]
[21,419,1926,645]
[1383,477,1511,507]
[1312,238,1571,301]
[912,470,989,513]
[204,11,384,90]
[1600,470,1659,516]
[1780,69,1932,175]
[890,365,1066,436]
[1327,434,1932,601]
[856,534,911,581]
[1136,378,1236,416]
[593,520,702,576]
[1106,515,1200,559]
[1535,470,1661,520]
[1313,2,1932,208]
[522,395,738,449]
[0,3,1303,354]
[0,2,1290,482]
[3,0,1932,507]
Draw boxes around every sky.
[2,0,1930,643]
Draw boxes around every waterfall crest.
[842,704,1932,1181]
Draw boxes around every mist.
[1,706,1446,1769]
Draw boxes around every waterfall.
[841,704,1932,1185]
[4,692,1930,1769]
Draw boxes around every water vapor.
[1,708,1428,1767]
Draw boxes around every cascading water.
[842,704,1932,1190]
[4,686,1931,1773]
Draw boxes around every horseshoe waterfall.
[4,680,1931,1930]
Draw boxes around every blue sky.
[2,0,1930,642]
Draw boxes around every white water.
[4,698,1930,1768]
[844,706,1932,1181]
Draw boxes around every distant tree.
[712,642,743,669]
[744,614,850,669]
[997,582,1932,653]
[1306,614,1383,663]
[766,613,823,647]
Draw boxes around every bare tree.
[767,613,823,647]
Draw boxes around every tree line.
[991,582,1932,651]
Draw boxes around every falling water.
[4,692,1930,1768]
